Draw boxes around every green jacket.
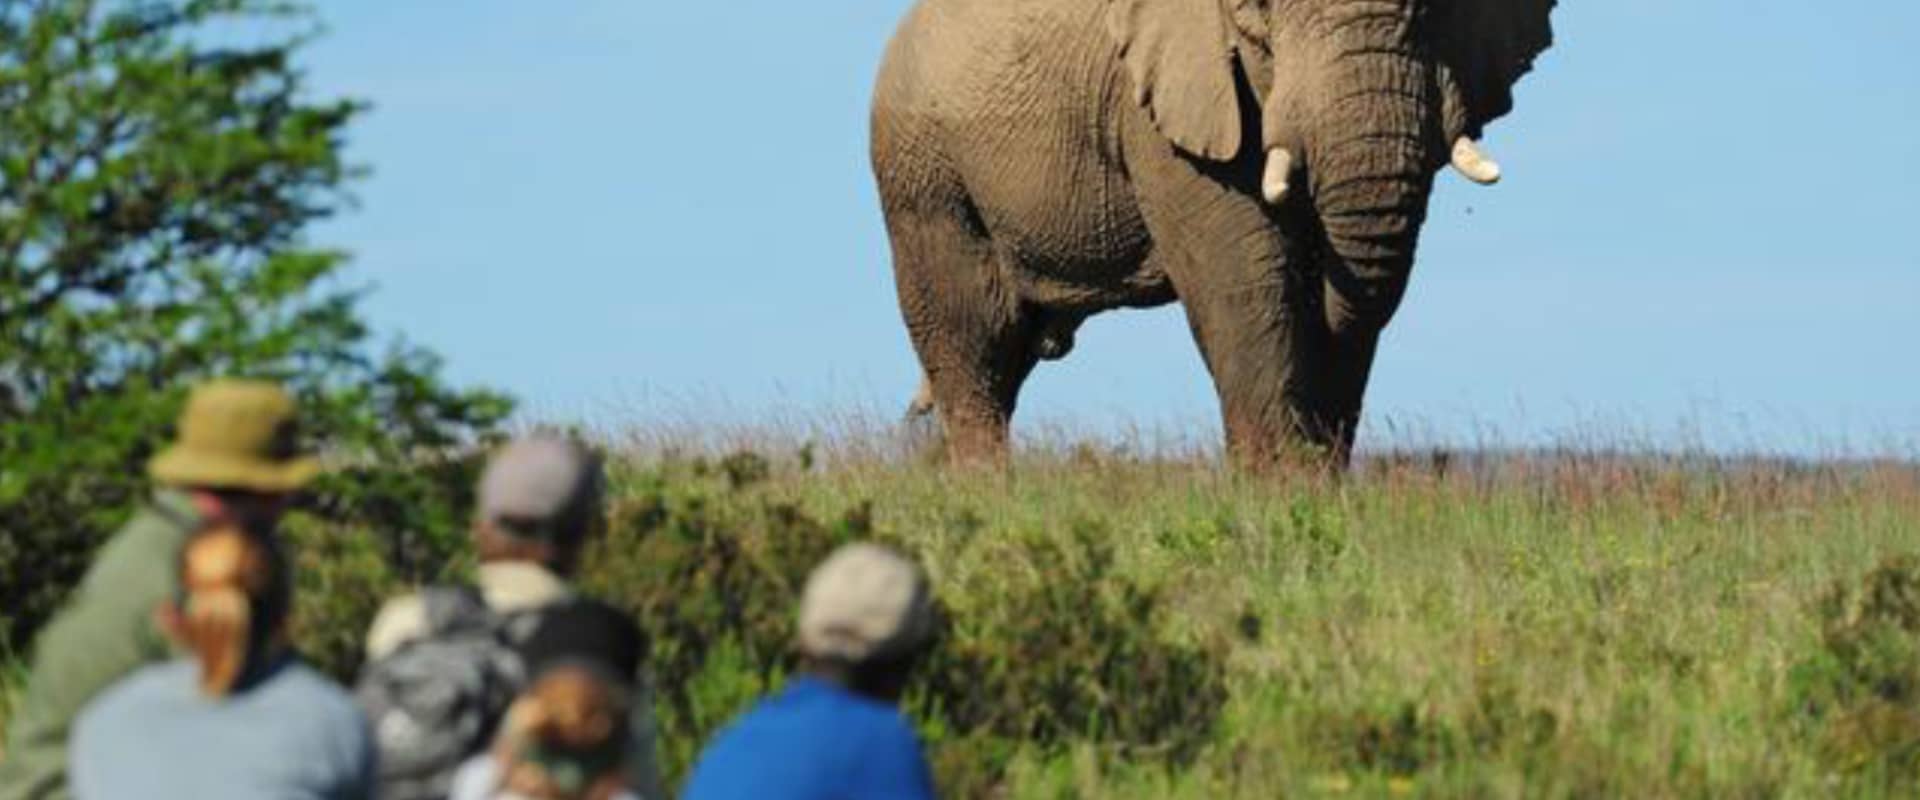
[0,490,203,800]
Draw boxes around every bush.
[575,454,1230,795]
[1789,553,1920,780]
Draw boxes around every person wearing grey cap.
[681,543,938,800]
[358,433,667,800]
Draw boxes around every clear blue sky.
[303,1,1919,454]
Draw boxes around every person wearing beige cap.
[682,543,938,800]
[0,378,319,800]
[358,433,666,800]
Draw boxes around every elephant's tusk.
[1450,137,1502,185]
[1261,147,1294,205]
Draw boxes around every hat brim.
[148,447,321,493]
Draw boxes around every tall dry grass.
[586,418,1920,797]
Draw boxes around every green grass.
[6,440,1919,798]
[620,445,1920,798]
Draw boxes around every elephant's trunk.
[1307,59,1436,336]
[1290,24,1438,456]
[1315,167,1430,335]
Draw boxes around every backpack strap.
[419,584,495,634]
[151,500,200,532]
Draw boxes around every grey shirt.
[70,657,375,800]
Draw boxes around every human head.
[160,523,293,697]
[796,543,935,701]
[490,664,633,800]
[472,434,606,576]
[518,598,645,685]
[147,378,318,528]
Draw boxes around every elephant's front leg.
[1175,253,1330,468]
[1133,159,1326,469]
[1307,312,1387,468]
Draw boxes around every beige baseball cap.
[797,543,933,664]
[476,434,605,544]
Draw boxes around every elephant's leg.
[1306,320,1385,468]
[887,205,1041,466]
[1126,133,1330,468]
[1133,196,1323,467]
[1176,265,1330,468]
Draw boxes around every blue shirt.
[682,677,936,800]
[70,657,375,800]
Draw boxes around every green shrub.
[1790,554,1920,780]
[577,455,1230,795]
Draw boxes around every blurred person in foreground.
[69,522,374,799]
[358,434,665,800]
[0,379,317,800]
[681,543,938,800]
[450,599,649,800]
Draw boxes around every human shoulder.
[275,661,362,714]
[74,661,194,740]
[267,662,374,762]
[363,591,429,661]
[78,492,199,588]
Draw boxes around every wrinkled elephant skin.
[872,0,1559,467]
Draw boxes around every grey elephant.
[872,0,1557,466]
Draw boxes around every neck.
[802,659,908,704]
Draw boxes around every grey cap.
[797,543,933,664]
[476,434,605,543]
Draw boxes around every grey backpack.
[356,586,543,800]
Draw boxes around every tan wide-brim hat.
[147,379,321,493]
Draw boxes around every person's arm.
[344,707,381,800]
[624,671,670,800]
[0,509,183,800]
[853,722,938,800]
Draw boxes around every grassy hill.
[6,439,1920,798]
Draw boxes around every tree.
[0,0,512,651]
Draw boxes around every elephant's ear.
[1107,0,1242,161]
[1429,0,1558,139]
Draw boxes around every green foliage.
[10,441,1920,796]
[579,456,1229,796]
[283,514,407,681]
[1790,554,1920,780]
[917,522,1227,767]
[0,0,509,651]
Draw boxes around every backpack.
[355,585,545,800]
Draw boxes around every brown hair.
[493,665,632,800]
[170,523,289,697]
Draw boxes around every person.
[449,599,649,800]
[681,543,939,800]
[0,379,318,800]
[359,434,665,800]
[68,522,375,799]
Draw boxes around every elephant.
[870,0,1558,467]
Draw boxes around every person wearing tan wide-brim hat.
[0,378,321,800]
[146,379,321,493]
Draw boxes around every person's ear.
[153,601,185,642]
